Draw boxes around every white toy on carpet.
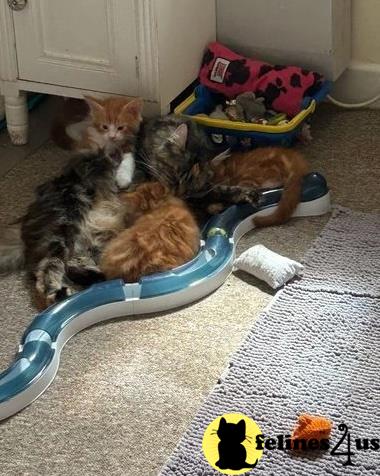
[234,244,303,289]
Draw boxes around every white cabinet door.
[12,0,139,95]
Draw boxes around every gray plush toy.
[225,92,267,122]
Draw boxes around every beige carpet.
[0,105,379,476]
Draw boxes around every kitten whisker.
[185,181,223,199]
[143,163,170,185]
[141,150,171,181]
[137,149,173,185]
[136,151,164,176]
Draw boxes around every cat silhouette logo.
[202,413,263,474]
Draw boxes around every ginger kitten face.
[84,96,143,145]
[120,182,171,213]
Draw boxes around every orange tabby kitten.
[52,96,143,153]
[100,182,200,282]
[208,147,309,227]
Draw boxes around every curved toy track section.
[0,173,330,421]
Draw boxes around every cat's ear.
[122,98,144,121]
[237,419,246,434]
[169,123,188,151]
[211,148,231,168]
[83,96,105,116]
[218,417,227,429]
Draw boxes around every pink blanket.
[199,42,324,117]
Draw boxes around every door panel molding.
[13,0,139,95]
[0,0,18,83]
[35,0,116,70]
[135,0,159,101]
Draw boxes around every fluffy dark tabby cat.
[0,152,126,307]
[137,115,260,207]
[137,115,216,188]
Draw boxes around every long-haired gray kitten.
[137,114,259,204]
[0,151,126,307]
[137,115,216,192]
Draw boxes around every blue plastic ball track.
[0,173,331,421]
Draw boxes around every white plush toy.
[234,244,303,289]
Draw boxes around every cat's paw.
[45,286,76,307]
[207,203,226,215]
[116,152,136,189]
[298,123,313,144]
[66,258,105,286]
[238,188,260,206]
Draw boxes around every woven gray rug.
[160,207,380,476]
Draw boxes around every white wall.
[216,0,380,106]
[332,0,380,106]
[352,0,380,63]
[216,0,351,80]
[156,0,216,109]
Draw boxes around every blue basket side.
[185,86,220,115]
[204,125,301,147]
[301,80,332,108]
[186,82,332,116]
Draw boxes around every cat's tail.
[254,154,309,228]
[51,98,89,150]
[0,224,25,274]
[51,120,76,150]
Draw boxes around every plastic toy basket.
[174,83,331,148]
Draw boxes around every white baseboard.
[331,61,380,109]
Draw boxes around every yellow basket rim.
[174,92,316,134]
